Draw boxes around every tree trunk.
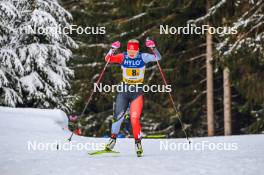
[223,67,232,135]
[206,0,214,136]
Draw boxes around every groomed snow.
[0,106,263,175]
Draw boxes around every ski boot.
[135,139,143,157]
[105,134,117,151]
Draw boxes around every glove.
[145,39,155,48]
[111,41,121,49]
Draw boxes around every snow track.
[0,107,263,175]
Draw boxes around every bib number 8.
[132,69,137,76]
[126,68,140,76]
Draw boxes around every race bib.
[126,68,140,76]
[121,52,146,84]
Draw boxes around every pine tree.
[18,0,78,111]
[192,0,264,134]
[0,0,24,106]
[0,0,78,111]
[205,0,215,136]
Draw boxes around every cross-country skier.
[104,39,162,157]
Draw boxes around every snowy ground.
[0,107,263,175]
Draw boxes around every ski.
[88,149,120,156]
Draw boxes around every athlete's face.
[127,50,139,58]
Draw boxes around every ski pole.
[68,48,116,142]
[150,47,191,144]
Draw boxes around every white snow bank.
[0,106,68,130]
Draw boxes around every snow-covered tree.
[0,0,78,111]
[0,0,24,106]
[17,0,78,111]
